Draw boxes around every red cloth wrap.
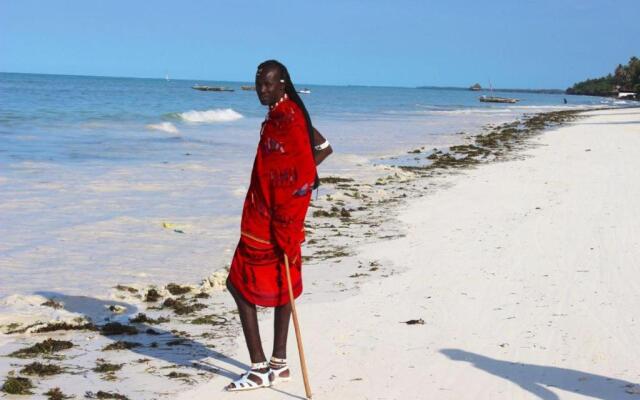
[228,98,316,307]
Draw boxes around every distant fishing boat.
[479,95,519,103]
[297,88,311,94]
[192,85,234,92]
[478,79,518,103]
[241,85,255,91]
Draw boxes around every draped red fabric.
[228,98,316,307]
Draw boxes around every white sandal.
[225,362,271,392]
[269,356,291,385]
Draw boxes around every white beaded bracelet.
[314,140,330,151]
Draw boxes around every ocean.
[0,72,627,301]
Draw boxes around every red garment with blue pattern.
[228,98,316,307]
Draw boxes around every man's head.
[255,62,286,106]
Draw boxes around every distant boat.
[469,83,482,91]
[478,79,518,103]
[241,85,255,91]
[479,95,519,103]
[192,85,234,92]
[165,73,170,82]
[297,88,311,94]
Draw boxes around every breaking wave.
[177,108,243,123]
[146,122,179,134]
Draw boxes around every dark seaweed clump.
[144,288,161,302]
[1,376,34,394]
[129,313,170,324]
[44,387,73,400]
[162,298,206,315]
[190,314,228,325]
[34,322,97,333]
[319,176,354,184]
[313,206,351,218]
[167,371,190,378]
[100,322,138,335]
[41,299,63,309]
[102,341,142,351]
[93,361,123,373]
[166,283,191,295]
[115,285,138,293]
[9,339,74,358]
[20,361,63,376]
[87,391,130,399]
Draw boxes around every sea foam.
[146,121,179,134]
[178,108,243,123]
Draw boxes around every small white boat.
[298,88,311,94]
[192,85,234,92]
[479,95,519,103]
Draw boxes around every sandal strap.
[252,361,269,370]
[270,356,287,365]
[227,368,270,391]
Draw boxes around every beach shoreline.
[2,106,639,398]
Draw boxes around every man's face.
[255,67,285,106]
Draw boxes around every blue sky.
[1,0,638,88]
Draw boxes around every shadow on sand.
[441,349,639,400]
[33,291,306,399]
[35,291,247,380]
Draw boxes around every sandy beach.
[1,107,639,399]
[181,107,640,399]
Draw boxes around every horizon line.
[0,70,565,92]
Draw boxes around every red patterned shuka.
[228,97,316,307]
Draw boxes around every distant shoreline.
[1,71,568,93]
[417,85,566,95]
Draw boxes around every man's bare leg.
[271,302,292,379]
[226,279,268,387]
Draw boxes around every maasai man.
[225,60,332,391]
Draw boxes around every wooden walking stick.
[284,254,312,399]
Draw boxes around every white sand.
[181,108,640,399]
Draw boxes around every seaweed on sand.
[102,341,142,351]
[190,314,228,325]
[100,322,138,336]
[129,313,169,324]
[313,206,351,218]
[162,298,206,315]
[93,361,123,373]
[34,322,97,333]
[9,339,74,358]
[20,362,63,376]
[319,176,354,184]
[2,376,34,394]
[114,285,138,294]
[41,299,63,309]
[86,390,129,399]
[144,288,161,302]
[44,387,73,400]
[166,283,191,295]
[166,371,191,379]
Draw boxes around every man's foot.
[269,356,291,385]
[225,362,271,391]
